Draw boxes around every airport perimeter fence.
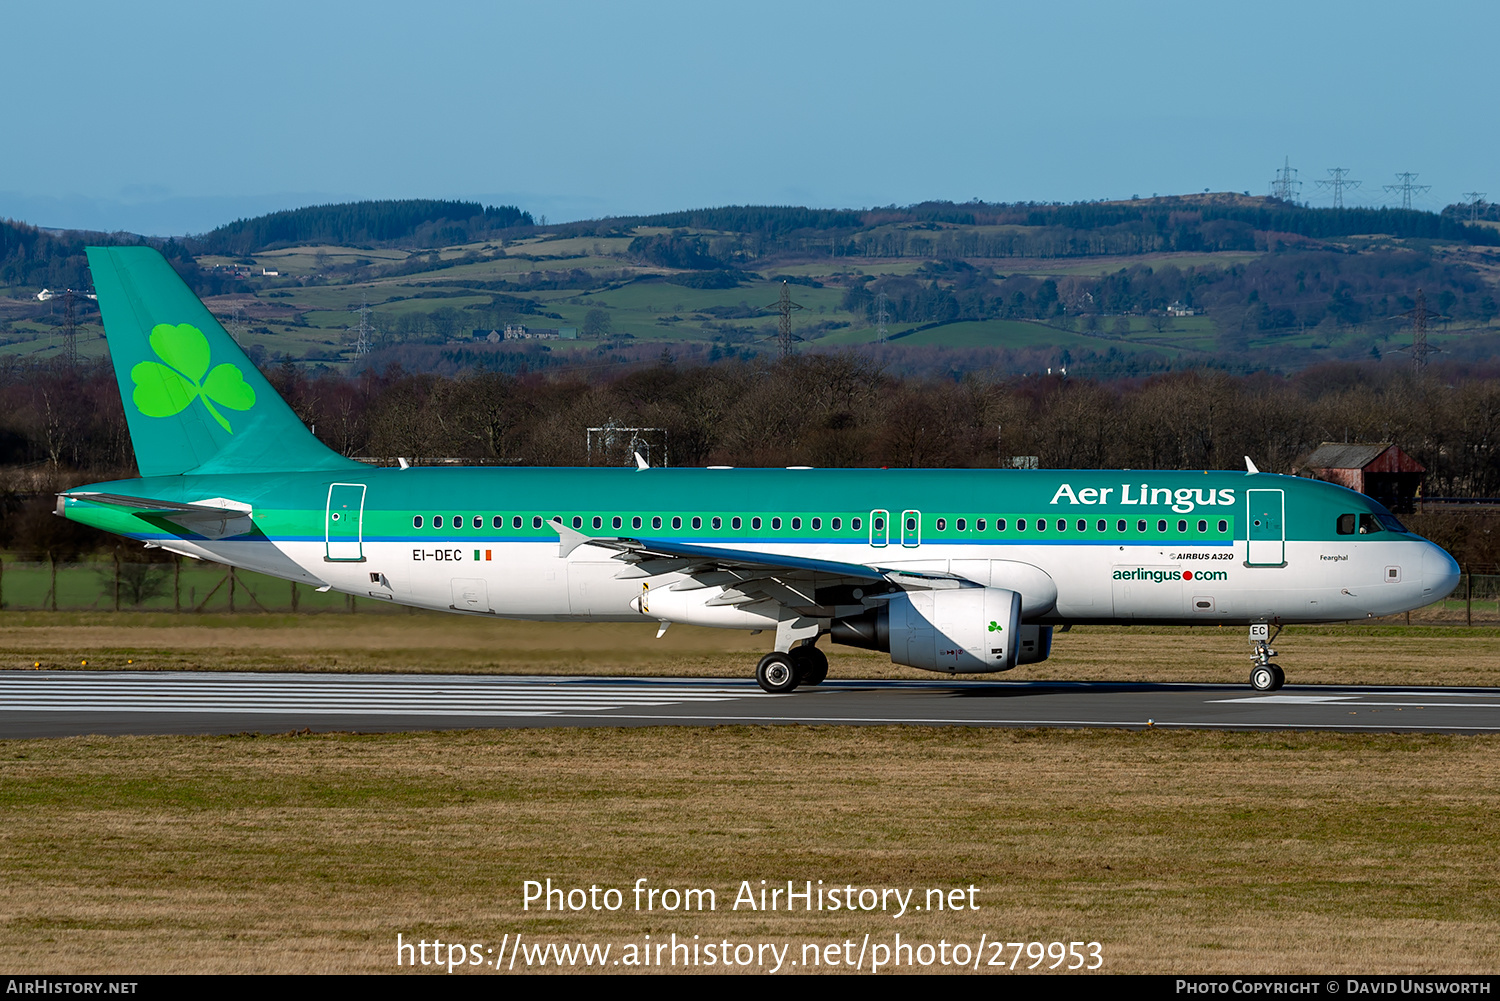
[0,555,409,615]
[0,553,1499,625]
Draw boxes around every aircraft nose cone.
[1422,543,1461,601]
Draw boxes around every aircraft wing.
[550,517,971,617]
[60,491,257,541]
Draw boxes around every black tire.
[791,646,829,686]
[756,652,801,694]
[1250,664,1280,692]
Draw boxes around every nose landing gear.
[1248,622,1284,692]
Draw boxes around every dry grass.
[5,611,1500,688]
[1,727,1497,974]
[4,613,1499,974]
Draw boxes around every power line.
[351,301,374,357]
[1315,167,1360,209]
[763,281,804,358]
[1395,289,1451,372]
[1383,172,1431,211]
[1462,191,1488,222]
[1269,156,1301,202]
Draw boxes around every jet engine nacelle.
[832,587,1033,673]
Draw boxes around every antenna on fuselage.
[1244,456,1260,474]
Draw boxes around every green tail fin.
[87,246,361,477]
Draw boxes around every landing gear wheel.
[756,652,801,694]
[1250,664,1284,692]
[790,646,828,686]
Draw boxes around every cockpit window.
[1358,514,1383,535]
[1337,514,1356,535]
[1376,513,1407,534]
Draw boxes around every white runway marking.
[1212,694,1358,704]
[1212,692,1500,708]
[0,673,774,717]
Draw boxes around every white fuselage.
[165,532,1454,628]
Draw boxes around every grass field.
[3,615,1500,973]
[1,726,1497,973]
[6,611,1500,688]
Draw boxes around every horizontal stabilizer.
[62,491,256,541]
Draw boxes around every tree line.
[840,250,1498,333]
[6,354,1500,565]
[188,200,535,255]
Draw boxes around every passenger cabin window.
[453,514,463,528]
[977,518,986,531]
[1177,519,1187,532]
[672,517,682,529]
[1077,519,1086,532]
[692,517,702,529]
[1218,519,1228,533]
[731,516,742,529]
[1036,519,1046,533]
[957,518,966,531]
[771,517,781,530]
[513,516,523,529]
[413,516,424,529]
[473,516,482,529]
[434,516,444,529]
[1117,519,1127,532]
[712,517,722,529]
[632,516,642,529]
[532,516,543,529]
[492,516,503,529]
[1197,519,1207,533]
[852,517,862,531]
[752,517,762,530]
[1097,519,1106,532]
[652,516,662,529]
[593,516,603,529]
[812,518,822,530]
[1137,520,1147,532]
[1157,519,1167,532]
[573,516,583,529]
[1017,519,1027,531]
[791,517,801,530]
[612,516,623,529]
[997,518,1007,531]
[936,518,947,531]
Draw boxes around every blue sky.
[4,0,1496,235]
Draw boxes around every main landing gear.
[1248,622,1285,692]
[755,644,828,694]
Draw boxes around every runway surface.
[4,671,1500,737]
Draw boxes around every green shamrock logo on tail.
[988,620,1003,632]
[130,323,255,433]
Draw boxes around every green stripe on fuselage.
[61,468,1404,547]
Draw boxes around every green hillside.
[3,194,1498,376]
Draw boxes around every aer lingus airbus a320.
[59,247,1461,693]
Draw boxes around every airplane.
[57,246,1462,694]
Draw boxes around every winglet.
[1244,456,1260,474]
[635,451,649,471]
[552,517,598,558]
